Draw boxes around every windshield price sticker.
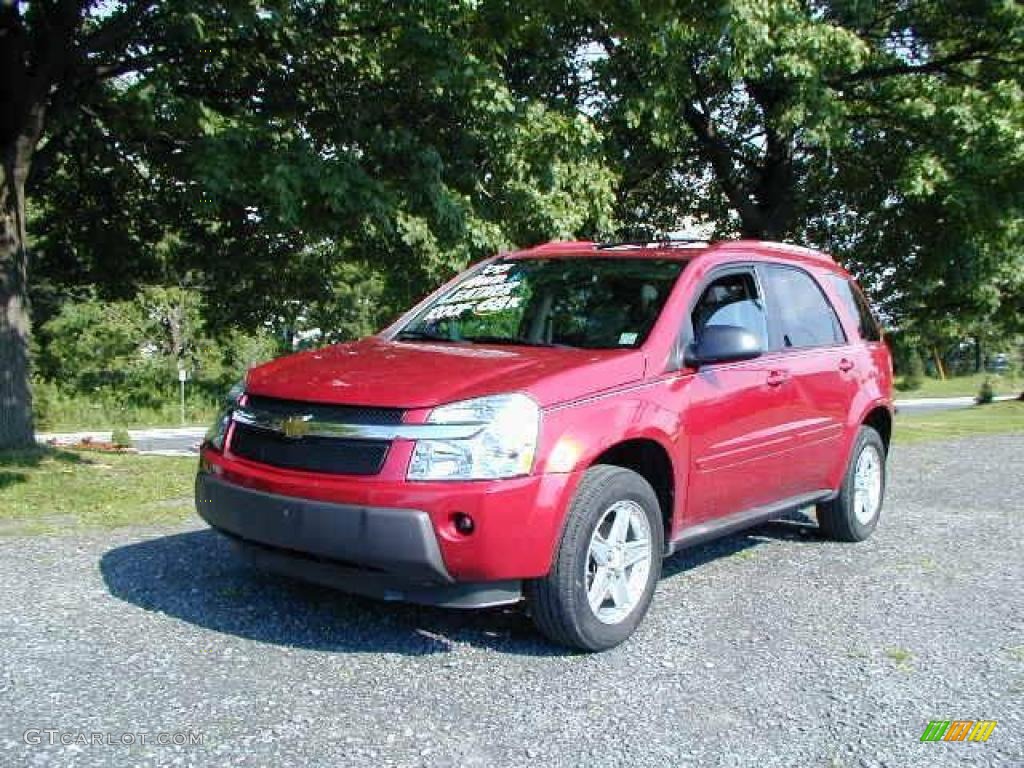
[423,264,524,321]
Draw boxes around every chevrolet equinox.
[197,239,893,650]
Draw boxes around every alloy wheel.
[585,500,654,625]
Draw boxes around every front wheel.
[526,465,663,651]
[817,426,887,542]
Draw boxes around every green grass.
[34,400,217,433]
[894,399,1024,444]
[0,447,195,535]
[731,548,759,561]
[892,556,938,573]
[33,381,220,432]
[884,647,914,672]
[895,371,1021,399]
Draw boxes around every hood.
[244,337,646,409]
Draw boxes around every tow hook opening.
[452,512,475,536]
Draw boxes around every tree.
[13,0,1020,447]
[597,1,1022,236]
[2,0,176,447]
[594,0,1022,336]
[34,286,278,413]
[3,0,617,448]
[173,2,616,329]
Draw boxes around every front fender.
[536,386,685,527]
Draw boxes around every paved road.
[37,427,206,456]
[1,434,1021,767]
[895,394,1017,414]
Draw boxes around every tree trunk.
[1,0,83,448]
[932,347,946,380]
[0,138,35,449]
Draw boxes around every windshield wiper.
[464,335,572,348]
[394,330,458,343]
[396,330,574,348]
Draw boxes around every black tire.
[526,465,664,651]
[817,426,887,542]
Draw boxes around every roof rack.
[596,237,711,250]
[716,239,836,264]
[528,240,598,253]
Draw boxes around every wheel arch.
[589,437,676,543]
[861,404,892,454]
[828,400,893,490]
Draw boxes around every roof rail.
[596,237,711,250]
[715,239,836,263]
[528,240,598,253]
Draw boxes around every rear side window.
[691,271,768,349]
[762,265,845,349]
[827,275,882,342]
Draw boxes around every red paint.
[202,239,893,582]
[245,338,645,410]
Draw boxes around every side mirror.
[684,325,762,367]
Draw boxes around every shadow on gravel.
[100,529,566,658]
[662,513,821,579]
[100,515,821,657]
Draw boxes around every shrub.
[32,286,281,429]
[976,378,995,405]
[33,386,221,431]
[897,351,925,391]
[35,294,148,392]
[111,427,133,449]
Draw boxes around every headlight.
[205,380,245,451]
[408,393,540,480]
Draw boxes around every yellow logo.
[280,416,312,439]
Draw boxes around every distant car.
[196,239,894,650]
[987,353,1010,373]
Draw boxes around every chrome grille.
[244,395,404,425]
[228,395,403,476]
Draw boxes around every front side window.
[762,266,845,349]
[397,257,685,349]
[691,271,768,349]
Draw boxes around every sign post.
[178,367,188,426]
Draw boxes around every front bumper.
[198,445,583,585]
[196,472,524,607]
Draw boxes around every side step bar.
[664,489,835,556]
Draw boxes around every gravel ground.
[1,435,1021,767]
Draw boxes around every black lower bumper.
[195,472,521,608]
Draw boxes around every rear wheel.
[817,426,886,542]
[526,465,663,651]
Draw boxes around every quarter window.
[827,275,882,342]
[691,271,768,349]
[762,266,845,349]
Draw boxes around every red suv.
[197,239,893,650]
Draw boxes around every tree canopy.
[29,0,618,334]
[2,0,1022,446]
[593,1,1022,335]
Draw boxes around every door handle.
[838,358,855,373]
[767,369,790,387]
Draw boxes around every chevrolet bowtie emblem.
[280,415,313,438]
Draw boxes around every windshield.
[396,257,685,349]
